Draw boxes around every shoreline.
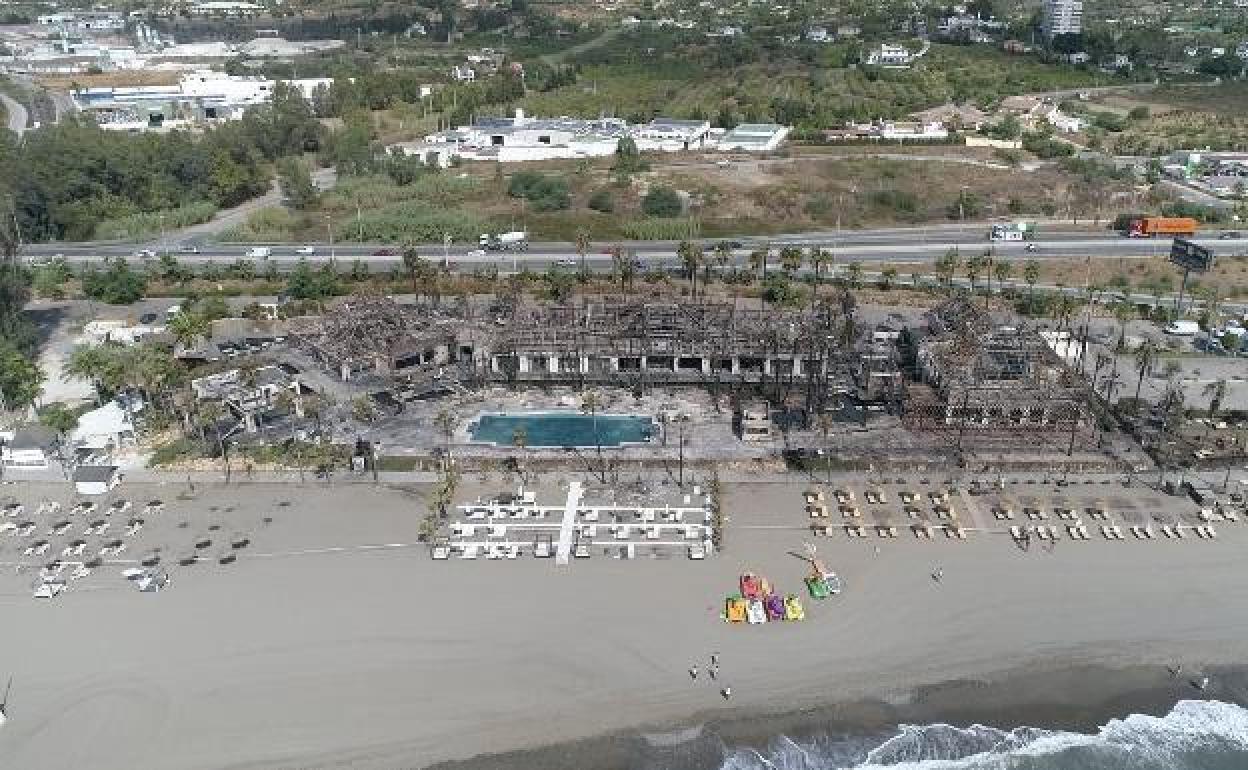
[426,662,1247,770]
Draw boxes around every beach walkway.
[556,481,583,566]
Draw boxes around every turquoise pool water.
[469,412,656,448]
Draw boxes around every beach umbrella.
[89,518,106,529]
[177,551,198,566]
[109,500,129,511]
[217,550,236,565]
[194,535,212,550]
[104,538,123,549]
[230,533,250,549]
[140,550,161,567]
[147,500,163,507]
[128,517,144,527]
[84,555,103,568]
[68,538,86,548]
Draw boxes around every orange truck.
[1127,217,1198,237]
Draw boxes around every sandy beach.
[2,477,1247,770]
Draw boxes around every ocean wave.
[715,700,1248,770]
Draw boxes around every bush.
[587,188,615,213]
[81,258,146,304]
[642,185,683,217]
[1022,133,1075,159]
[93,201,217,241]
[619,218,700,240]
[217,206,301,242]
[508,171,570,211]
[869,189,919,214]
[339,200,491,242]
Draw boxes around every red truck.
[1127,217,1199,238]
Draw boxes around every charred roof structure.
[905,298,1095,452]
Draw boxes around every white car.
[296,245,315,255]
[556,258,578,267]
[33,580,65,599]
[134,249,157,259]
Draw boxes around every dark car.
[713,239,744,251]
[373,248,398,257]
[139,312,158,324]
[1219,231,1242,240]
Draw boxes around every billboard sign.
[1169,239,1214,273]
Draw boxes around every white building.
[451,65,476,82]
[1,427,52,470]
[408,111,718,164]
[716,123,791,152]
[72,401,139,452]
[74,71,333,129]
[189,1,263,17]
[866,43,915,67]
[1042,107,1086,133]
[73,465,122,496]
[1042,0,1082,39]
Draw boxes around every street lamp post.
[325,214,335,261]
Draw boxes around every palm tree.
[575,229,590,276]
[964,254,986,293]
[676,240,702,299]
[1133,340,1156,406]
[1023,259,1040,300]
[880,266,898,290]
[1111,300,1133,352]
[846,261,863,289]
[748,246,769,284]
[434,409,456,453]
[167,310,209,352]
[993,260,1012,290]
[197,401,230,479]
[714,241,733,275]
[1203,379,1228,419]
[779,246,803,275]
[579,390,606,483]
[935,249,960,291]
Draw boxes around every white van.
[1164,320,1200,336]
[246,246,272,259]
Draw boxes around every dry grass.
[37,71,181,90]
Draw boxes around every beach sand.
[1,478,1246,770]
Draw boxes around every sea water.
[714,700,1248,770]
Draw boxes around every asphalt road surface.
[20,223,1248,274]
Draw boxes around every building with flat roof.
[716,123,791,152]
[1042,0,1082,39]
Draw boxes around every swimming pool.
[469,412,656,448]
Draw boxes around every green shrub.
[619,218,700,240]
[642,185,682,217]
[81,258,146,304]
[338,200,491,242]
[93,201,217,241]
[507,171,570,211]
[587,188,615,213]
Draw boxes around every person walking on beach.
[720,686,732,700]
[710,652,719,666]
[689,665,699,681]
[708,664,719,680]
[932,567,944,582]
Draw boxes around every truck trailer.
[1127,217,1198,238]
[479,231,529,251]
[989,222,1036,241]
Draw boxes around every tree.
[642,185,682,218]
[575,229,591,276]
[748,247,769,284]
[81,258,146,304]
[1023,259,1041,298]
[964,254,987,293]
[63,344,116,404]
[676,239,703,299]
[613,136,647,174]
[39,402,78,438]
[1203,379,1228,418]
[167,309,210,350]
[402,244,435,298]
[880,266,897,290]
[0,339,43,412]
[993,260,1012,288]
[277,157,319,210]
[1133,340,1156,405]
[935,249,961,291]
[580,390,607,483]
[779,246,803,275]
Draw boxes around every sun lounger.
[1174,526,1186,539]
[688,544,706,560]
[1199,509,1214,522]
[1223,510,1239,522]
[1205,526,1218,539]
[1161,525,1176,538]
[461,545,479,560]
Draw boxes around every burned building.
[905,299,1092,445]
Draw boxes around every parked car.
[373,248,398,257]
[139,312,158,325]
[296,245,315,255]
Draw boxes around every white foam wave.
[716,699,1248,770]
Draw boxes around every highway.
[0,90,28,135]
[19,223,1247,273]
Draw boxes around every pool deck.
[555,481,583,566]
